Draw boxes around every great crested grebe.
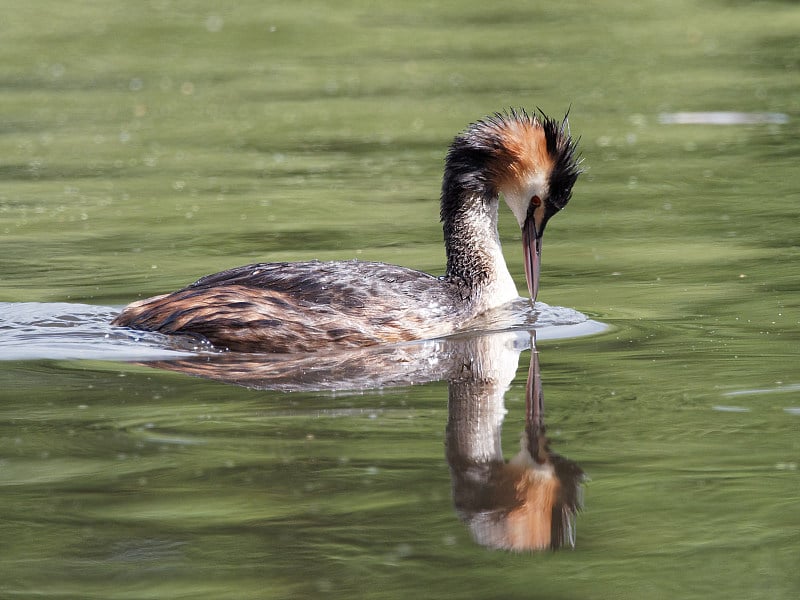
[112,109,581,353]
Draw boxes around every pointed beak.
[522,213,543,303]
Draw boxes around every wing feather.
[113,260,467,352]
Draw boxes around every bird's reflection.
[137,328,585,551]
[140,334,503,392]
[446,332,585,551]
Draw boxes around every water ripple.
[0,300,605,362]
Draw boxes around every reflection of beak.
[525,333,547,464]
[522,214,543,302]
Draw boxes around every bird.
[112,109,582,353]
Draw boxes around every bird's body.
[113,109,581,353]
[117,260,472,353]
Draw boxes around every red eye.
[530,195,542,207]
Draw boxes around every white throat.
[467,198,521,310]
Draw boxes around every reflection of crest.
[135,328,586,551]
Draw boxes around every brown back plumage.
[113,260,466,352]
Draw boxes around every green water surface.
[1,1,799,598]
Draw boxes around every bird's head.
[453,109,582,301]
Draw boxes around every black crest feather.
[537,108,583,210]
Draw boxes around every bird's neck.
[441,190,519,308]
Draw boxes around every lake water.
[1,1,798,598]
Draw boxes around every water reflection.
[446,333,585,551]
[139,337,470,391]
[142,329,586,551]
[0,301,591,551]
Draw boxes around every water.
[1,1,799,598]
[0,300,603,386]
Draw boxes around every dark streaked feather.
[113,260,467,352]
[539,110,583,210]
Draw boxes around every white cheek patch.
[501,174,549,228]
[503,191,530,228]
